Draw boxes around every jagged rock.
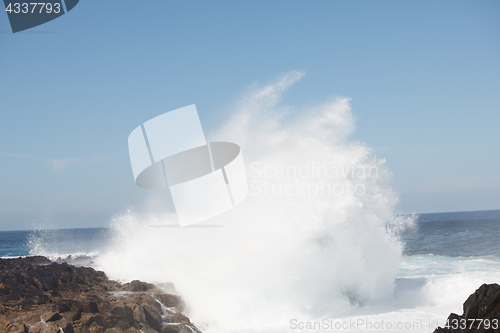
[42,311,62,322]
[121,280,157,292]
[433,283,500,332]
[52,299,83,313]
[133,305,146,324]
[142,300,163,331]
[0,256,202,333]
[161,323,192,333]
[5,322,29,333]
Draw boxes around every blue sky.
[1,0,499,230]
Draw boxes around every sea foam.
[96,72,415,331]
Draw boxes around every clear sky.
[1,1,499,231]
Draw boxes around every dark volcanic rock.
[433,283,500,333]
[0,256,201,333]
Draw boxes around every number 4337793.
[444,318,499,330]
[5,3,61,14]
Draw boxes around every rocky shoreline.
[434,283,500,333]
[0,256,201,333]
[2,256,499,333]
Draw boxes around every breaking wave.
[96,72,415,331]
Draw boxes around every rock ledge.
[0,256,201,333]
[434,283,500,333]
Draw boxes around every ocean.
[1,209,499,332]
[2,81,499,332]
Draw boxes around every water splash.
[96,72,415,331]
[27,227,109,263]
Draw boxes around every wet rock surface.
[0,256,201,333]
[434,283,500,333]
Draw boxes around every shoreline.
[433,283,500,333]
[0,256,201,333]
[2,256,499,333]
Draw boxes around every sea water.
[2,210,499,332]
[2,72,499,332]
